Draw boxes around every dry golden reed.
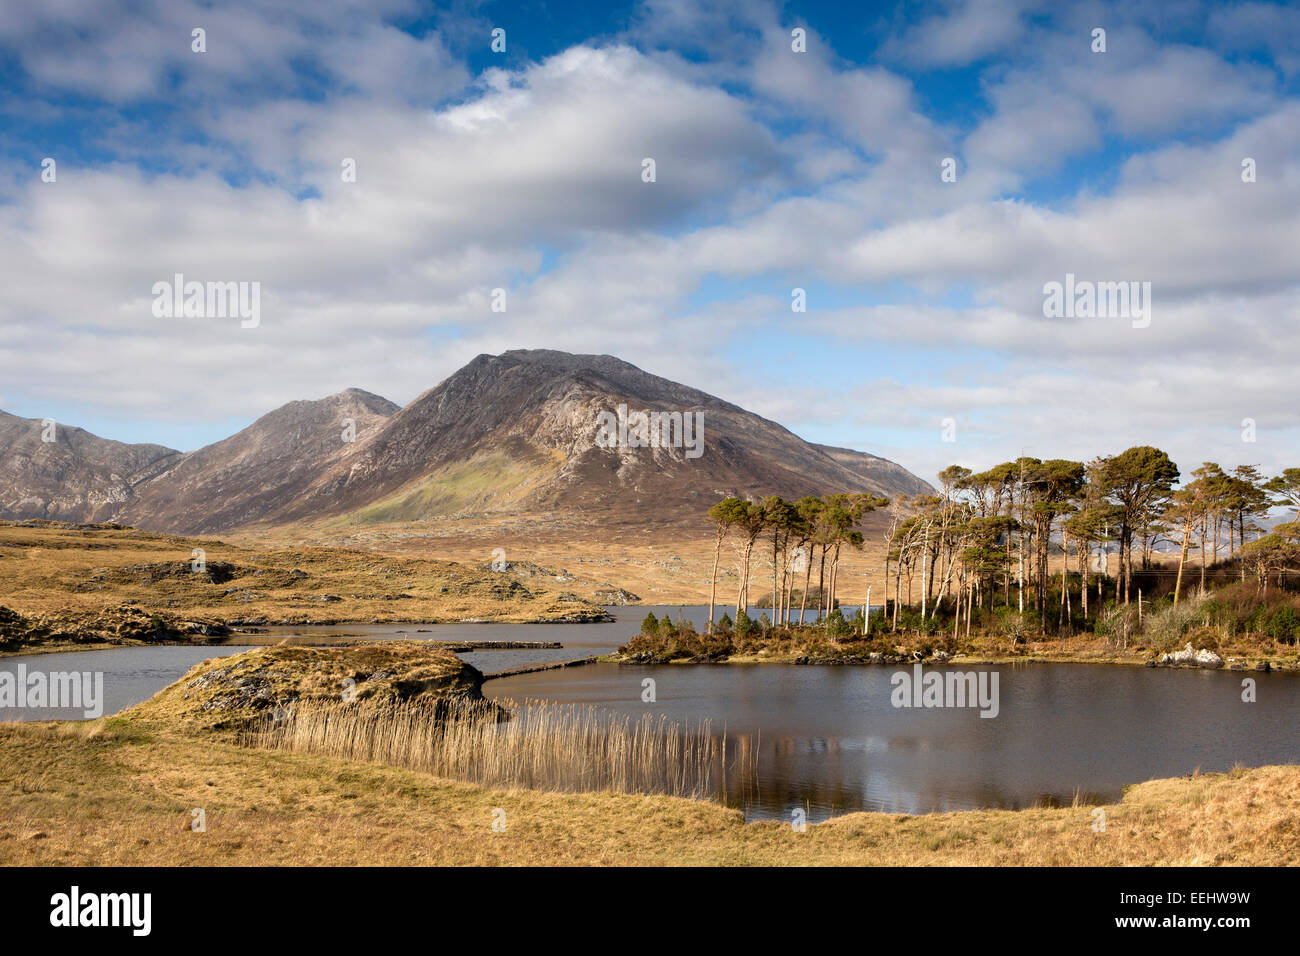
[249,697,758,802]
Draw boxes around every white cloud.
[0,0,1296,491]
[889,0,1039,68]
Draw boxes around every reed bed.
[248,697,759,803]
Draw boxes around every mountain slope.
[811,443,933,499]
[0,410,180,522]
[271,350,932,530]
[115,389,398,534]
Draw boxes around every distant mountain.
[0,410,179,522]
[115,389,398,533]
[811,444,933,498]
[0,351,932,533]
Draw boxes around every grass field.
[4,522,1297,867]
[0,522,610,651]
[1,713,1295,866]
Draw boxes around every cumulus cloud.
[0,0,1295,487]
[888,0,1039,68]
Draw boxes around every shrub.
[1095,603,1138,648]
[1265,605,1300,644]
[893,607,942,635]
[995,607,1034,647]
[619,623,732,662]
[824,607,854,638]
[1189,583,1300,642]
[1184,626,1220,652]
[640,611,659,636]
[1142,596,1206,654]
[734,609,754,638]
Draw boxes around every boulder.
[592,588,640,605]
[1157,642,1223,669]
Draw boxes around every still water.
[3,605,1296,821]
[0,645,254,721]
[487,659,1300,820]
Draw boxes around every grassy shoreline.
[612,626,1300,672]
[1,714,1295,865]
[609,649,1298,670]
[7,630,1295,673]
[1,635,567,660]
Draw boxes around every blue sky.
[0,0,1298,486]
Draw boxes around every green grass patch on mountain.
[340,450,564,525]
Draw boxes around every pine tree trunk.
[817,549,826,620]
[1174,521,1189,605]
[893,562,902,631]
[800,553,813,626]
[1079,537,1089,619]
[1199,516,1207,593]
[830,543,841,615]
[708,524,723,634]
[920,528,929,619]
[966,575,974,638]
[1059,528,1069,628]
[771,536,779,625]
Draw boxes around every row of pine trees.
[705,448,1300,636]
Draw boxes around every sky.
[0,0,1298,487]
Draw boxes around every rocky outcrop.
[793,651,916,665]
[483,560,638,607]
[88,561,243,587]
[128,641,491,730]
[0,603,229,650]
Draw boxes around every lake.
[487,659,1300,820]
[3,604,1297,822]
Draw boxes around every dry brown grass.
[253,512,1087,607]
[243,514,887,605]
[0,522,608,644]
[1,714,1296,866]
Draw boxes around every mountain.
[0,351,932,533]
[0,410,180,522]
[115,389,399,534]
[269,349,932,530]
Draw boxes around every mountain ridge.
[0,351,933,532]
[0,409,181,523]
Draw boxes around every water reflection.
[488,660,1300,821]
